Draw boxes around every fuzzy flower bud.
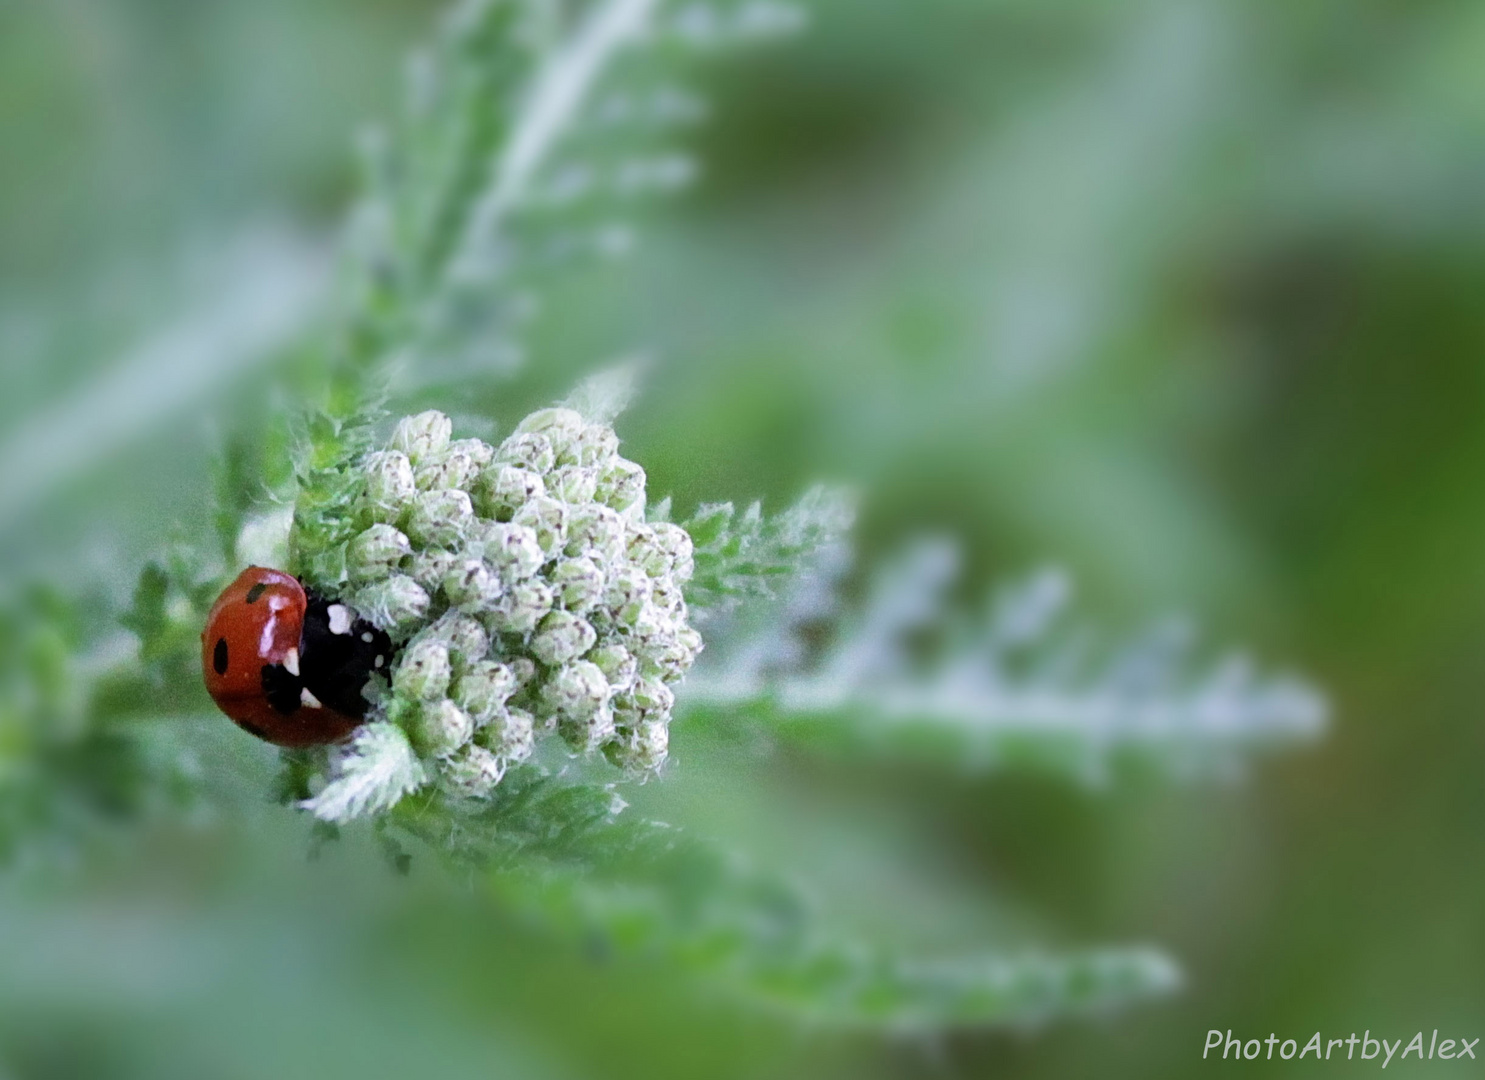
[551,556,606,613]
[361,450,417,523]
[441,744,505,798]
[443,558,502,610]
[561,424,620,469]
[548,466,598,505]
[409,548,461,594]
[453,660,520,722]
[393,638,452,700]
[605,565,652,625]
[407,489,475,548]
[589,643,638,693]
[530,610,597,667]
[604,718,669,773]
[597,458,646,515]
[411,698,474,757]
[486,579,555,634]
[416,438,491,492]
[650,522,694,584]
[564,503,626,561]
[391,410,453,465]
[347,524,411,582]
[616,675,675,723]
[495,431,555,474]
[558,704,617,754]
[476,465,545,520]
[511,496,568,559]
[481,521,544,582]
[476,706,536,762]
[423,611,489,672]
[352,574,430,637]
[515,407,586,461]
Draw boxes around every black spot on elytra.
[213,638,229,675]
[245,583,267,604]
[261,664,303,716]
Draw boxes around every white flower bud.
[476,464,545,520]
[551,556,606,613]
[481,521,545,581]
[442,744,505,798]
[415,438,490,491]
[411,698,474,757]
[514,407,585,461]
[588,644,637,693]
[453,660,520,722]
[407,488,475,548]
[443,558,502,611]
[393,638,452,700]
[511,495,568,559]
[559,423,619,468]
[625,524,673,577]
[650,578,686,617]
[352,574,430,637]
[347,523,411,581]
[530,610,597,667]
[495,431,555,474]
[540,660,611,720]
[477,706,536,762]
[557,702,617,754]
[616,675,675,722]
[547,466,598,505]
[409,548,461,593]
[650,522,694,584]
[604,718,669,773]
[507,657,537,690]
[640,623,702,680]
[605,565,652,625]
[390,410,453,464]
[597,458,646,515]
[486,579,555,634]
[423,611,489,672]
[564,503,626,561]
[361,450,417,523]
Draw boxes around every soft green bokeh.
[3,0,1483,1076]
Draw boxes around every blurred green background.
[3,0,1484,1076]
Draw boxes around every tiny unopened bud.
[409,548,461,594]
[530,610,597,667]
[605,565,652,625]
[453,660,520,721]
[551,556,606,612]
[476,464,545,520]
[597,458,646,515]
[589,643,638,692]
[411,698,474,757]
[650,578,686,617]
[442,744,505,798]
[515,407,586,460]
[443,558,502,610]
[564,503,626,562]
[560,423,620,469]
[415,438,491,491]
[393,638,452,700]
[540,660,611,721]
[352,574,430,637]
[650,522,694,583]
[424,611,489,671]
[507,657,537,690]
[495,431,555,474]
[406,488,475,548]
[512,495,568,559]
[625,524,672,577]
[603,718,669,773]
[361,450,416,523]
[639,623,702,679]
[547,466,598,505]
[617,675,675,722]
[477,706,536,762]
[558,704,617,754]
[486,578,555,634]
[481,521,545,582]
[391,410,453,464]
[347,523,411,581]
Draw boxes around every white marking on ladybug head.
[328,604,353,635]
[374,655,385,669]
[361,631,374,643]
[300,687,323,709]
[283,647,300,677]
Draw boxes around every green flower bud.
[564,503,626,562]
[650,522,694,584]
[441,744,505,798]
[347,523,412,582]
[393,638,452,700]
[476,706,536,762]
[603,718,669,773]
[548,466,598,505]
[423,611,489,672]
[558,706,616,754]
[495,431,555,474]
[559,424,620,469]
[475,464,545,520]
[407,488,475,548]
[625,524,672,578]
[514,407,586,461]
[443,558,502,611]
[481,521,544,582]
[512,495,568,559]
[453,660,520,722]
[361,450,417,523]
[486,579,555,634]
[605,565,652,625]
[352,574,430,638]
[597,458,646,515]
[616,675,675,722]
[551,556,606,613]
[639,623,703,680]
[411,698,474,757]
[530,610,597,667]
[390,410,453,464]
[541,660,611,720]
[650,578,686,617]
[409,548,461,594]
[507,657,537,690]
[415,438,491,492]
[589,643,638,692]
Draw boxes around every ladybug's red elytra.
[201,566,392,747]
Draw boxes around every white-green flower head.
[476,464,545,520]
[352,574,430,638]
[551,556,606,613]
[564,503,625,562]
[481,521,544,582]
[486,578,555,634]
[411,698,474,758]
[530,610,597,667]
[589,643,638,693]
[511,495,568,559]
[407,488,476,548]
[393,637,452,700]
[494,431,555,474]
[423,611,489,673]
[604,717,669,774]
[441,744,505,799]
[415,437,492,492]
[476,706,536,763]
[443,558,502,611]
[361,450,417,523]
[453,660,520,722]
[391,409,453,465]
[347,523,412,582]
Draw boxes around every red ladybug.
[201,566,392,747]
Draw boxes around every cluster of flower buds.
[342,407,701,798]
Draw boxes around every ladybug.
[201,566,393,747]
